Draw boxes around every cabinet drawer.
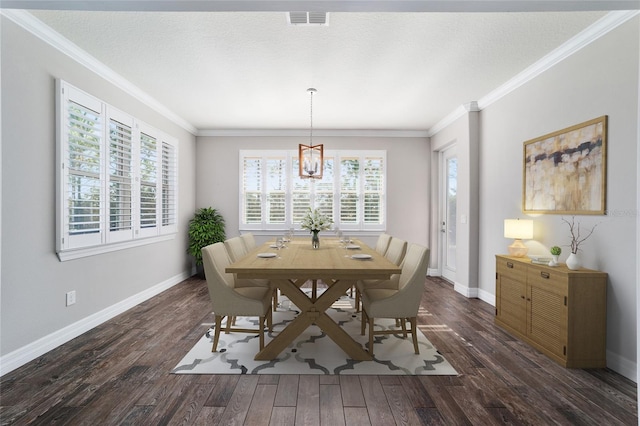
[497,257,527,281]
[527,266,567,292]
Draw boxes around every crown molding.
[197,129,429,138]
[3,8,637,139]
[477,10,640,110]
[1,9,198,135]
[429,10,639,137]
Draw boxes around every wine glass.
[342,235,350,257]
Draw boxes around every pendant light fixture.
[299,88,323,179]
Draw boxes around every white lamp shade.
[504,219,533,240]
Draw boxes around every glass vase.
[311,230,320,249]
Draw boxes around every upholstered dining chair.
[354,237,407,312]
[224,236,277,311]
[374,233,392,255]
[384,237,407,266]
[201,242,273,352]
[224,236,248,262]
[240,233,257,251]
[360,244,430,356]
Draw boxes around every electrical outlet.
[66,290,76,306]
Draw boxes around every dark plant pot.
[196,264,206,280]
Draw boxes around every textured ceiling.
[26,8,611,131]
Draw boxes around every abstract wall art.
[523,116,607,215]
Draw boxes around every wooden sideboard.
[495,255,607,368]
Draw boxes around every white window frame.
[239,150,386,233]
[56,80,178,261]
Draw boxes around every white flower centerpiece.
[300,208,333,249]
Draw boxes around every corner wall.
[1,17,197,370]
[433,16,638,379]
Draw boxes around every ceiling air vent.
[287,12,329,26]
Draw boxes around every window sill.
[57,233,176,261]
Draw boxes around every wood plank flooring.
[0,276,637,425]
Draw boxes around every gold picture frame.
[523,115,607,215]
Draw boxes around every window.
[57,80,178,260]
[240,150,385,231]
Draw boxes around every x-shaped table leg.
[254,277,372,361]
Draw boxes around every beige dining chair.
[240,233,257,251]
[384,237,407,266]
[374,233,392,255]
[354,237,407,312]
[360,244,430,356]
[224,236,277,311]
[224,236,248,262]
[201,242,273,352]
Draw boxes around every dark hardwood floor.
[0,276,637,425]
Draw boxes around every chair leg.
[273,289,279,312]
[355,289,361,312]
[225,316,232,334]
[361,309,367,335]
[267,308,273,332]
[410,317,419,354]
[259,315,265,349]
[400,317,407,337]
[212,315,223,352]
[368,316,375,356]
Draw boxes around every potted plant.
[188,207,226,277]
[549,246,561,266]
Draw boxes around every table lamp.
[504,219,533,257]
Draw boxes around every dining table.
[226,237,401,361]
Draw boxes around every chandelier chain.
[309,89,314,147]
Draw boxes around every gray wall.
[195,135,431,249]
[433,17,639,378]
[1,17,197,356]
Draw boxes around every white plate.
[346,244,360,249]
[351,254,372,260]
[257,253,277,258]
[269,244,278,248]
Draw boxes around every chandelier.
[299,88,323,179]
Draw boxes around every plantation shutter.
[139,130,158,235]
[161,140,178,233]
[340,157,359,224]
[266,157,287,224]
[62,87,104,249]
[239,150,385,232]
[242,157,263,225]
[363,156,384,225]
[107,110,134,243]
[57,81,179,260]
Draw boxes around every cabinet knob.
[540,271,550,279]
[506,262,514,269]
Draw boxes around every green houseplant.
[188,207,226,275]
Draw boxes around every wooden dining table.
[226,237,401,361]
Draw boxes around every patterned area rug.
[173,294,457,375]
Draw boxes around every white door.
[440,146,457,283]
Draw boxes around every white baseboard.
[477,288,496,307]
[0,270,192,377]
[606,350,638,383]
[454,281,478,298]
